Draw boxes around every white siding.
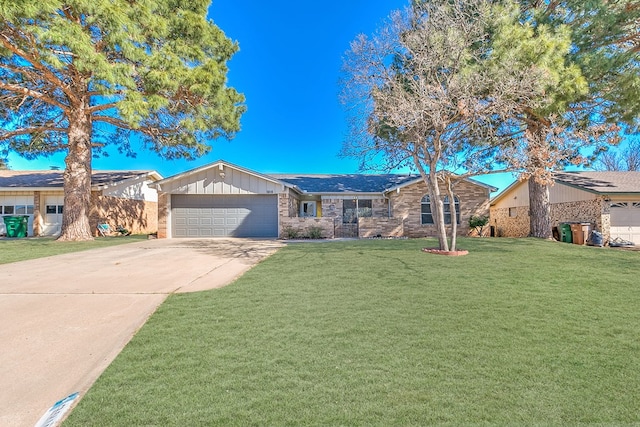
[610,201,640,244]
[493,181,596,209]
[549,183,597,203]
[492,182,529,208]
[43,194,64,236]
[102,178,158,202]
[162,167,284,195]
[0,193,35,236]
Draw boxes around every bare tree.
[341,0,547,251]
[596,139,640,171]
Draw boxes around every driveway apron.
[0,238,283,427]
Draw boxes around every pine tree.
[0,0,245,240]
[514,1,640,237]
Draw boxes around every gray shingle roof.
[0,170,152,188]
[272,174,420,193]
[554,171,640,194]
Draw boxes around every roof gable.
[153,160,286,188]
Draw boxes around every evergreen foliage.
[0,0,245,239]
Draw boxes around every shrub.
[282,226,301,239]
[469,215,489,236]
[307,226,324,239]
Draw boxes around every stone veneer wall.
[320,197,341,220]
[32,191,42,236]
[279,217,335,239]
[550,199,606,233]
[278,189,299,219]
[388,179,491,238]
[490,198,608,240]
[489,206,530,237]
[358,217,403,237]
[157,193,170,238]
[90,192,158,236]
[371,198,390,217]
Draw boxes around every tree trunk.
[528,178,552,239]
[428,171,449,251]
[446,177,457,251]
[57,106,94,241]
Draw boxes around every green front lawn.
[64,238,640,426]
[0,235,148,265]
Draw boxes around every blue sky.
[6,0,517,193]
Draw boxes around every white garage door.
[610,202,640,245]
[43,195,65,236]
[171,194,278,238]
[0,195,35,236]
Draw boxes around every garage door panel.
[171,194,277,238]
[610,202,640,245]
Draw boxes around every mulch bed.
[422,248,469,256]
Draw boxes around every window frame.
[342,199,373,224]
[421,195,460,225]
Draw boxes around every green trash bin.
[3,215,29,238]
[559,223,572,243]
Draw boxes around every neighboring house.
[152,160,496,239]
[0,170,162,237]
[490,171,640,244]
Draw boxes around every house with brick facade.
[0,170,161,237]
[490,171,640,245]
[153,160,496,239]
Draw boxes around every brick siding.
[490,197,609,240]
[90,193,158,236]
[388,179,491,238]
[358,217,403,237]
[279,217,336,239]
[157,193,169,238]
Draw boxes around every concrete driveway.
[0,238,283,427]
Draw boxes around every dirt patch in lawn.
[422,248,469,256]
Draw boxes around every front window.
[421,195,460,225]
[301,201,316,217]
[421,196,433,224]
[46,205,64,214]
[343,199,372,223]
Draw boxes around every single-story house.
[0,170,162,237]
[490,171,640,244]
[152,160,496,239]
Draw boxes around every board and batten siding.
[161,167,285,195]
[493,181,597,209]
